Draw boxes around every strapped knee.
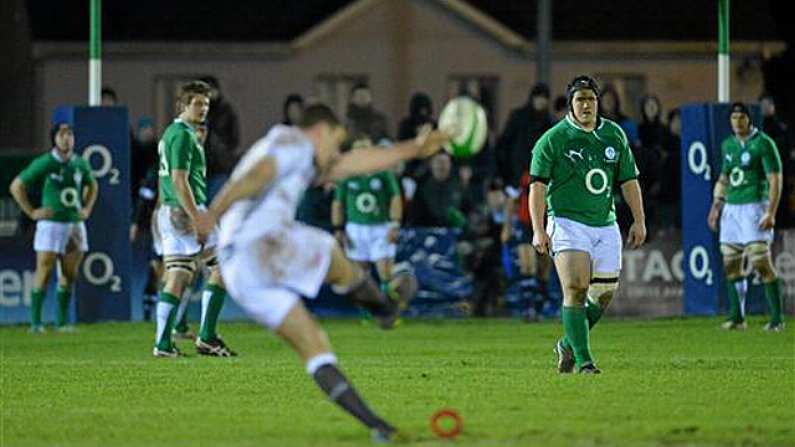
[720,244,743,263]
[164,256,197,275]
[588,273,619,304]
[744,242,770,265]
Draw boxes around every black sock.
[347,277,395,318]
[312,364,393,433]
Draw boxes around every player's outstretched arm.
[621,179,647,248]
[201,156,277,233]
[322,130,449,183]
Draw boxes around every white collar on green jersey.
[565,113,604,133]
[174,118,197,131]
[50,148,72,163]
[734,126,758,145]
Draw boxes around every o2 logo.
[687,141,711,181]
[82,144,120,185]
[82,252,122,292]
[688,245,713,286]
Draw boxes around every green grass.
[2,318,794,447]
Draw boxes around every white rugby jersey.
[218,125,316,247]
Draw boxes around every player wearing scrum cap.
[708,102,784,332]
[529,75,647,374]
[9,122,98,333]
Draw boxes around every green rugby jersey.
[530,115,639,227]
[335,171,400,225]
[158,119,207,207]
[18,151,94,222]
[720,128,781,204]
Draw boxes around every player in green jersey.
[708,102,784,332]
[331,136,402,293]
[9,123,98,332]
[153,80,235,357]
[529,76,647,374]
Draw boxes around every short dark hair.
[101,87,117,102]
[177,80,212,110]
[299,104,340,129]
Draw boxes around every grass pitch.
[2,317,794,447]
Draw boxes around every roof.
[27,0,784,43]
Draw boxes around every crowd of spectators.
[125,79,795,320]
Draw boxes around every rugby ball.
[438,96,488,158]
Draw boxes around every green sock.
[726,278,745,323]
[155,292,180,350]
[562,299,603,351]
[55,287,71,327]
[30,288,45,326]
[199,284,226,342]
[561,306,592,368]
[764,279,784,325]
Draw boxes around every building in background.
[25,0,784,152]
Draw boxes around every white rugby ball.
[438,96,488,158]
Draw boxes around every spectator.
[101,87,118,106]
[600,84,640,147]
[553,95,568,121]
[759,94,793,227]
[130,117,157,200]
[398,92,435,140]
[460,177,505,317]
[637,95,667,233]
[405,152,464,228]
[660,108,682,229]
[638,95,666,152]
[398,92,437,181]
[199,75,240,179]
[282,94,304,126]
[347,83,390,142]
[495,83,554,189]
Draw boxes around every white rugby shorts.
[344,222,396,262]
[34,220,88,254]
[219,222,335,329]
[719,201,774,246]
[156,205,218,257]
[546,216,622,275]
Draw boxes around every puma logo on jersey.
[725,154,732,162]
[564,148,585,163]
[49,173,63,182]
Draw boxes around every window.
[313,74,369,119]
